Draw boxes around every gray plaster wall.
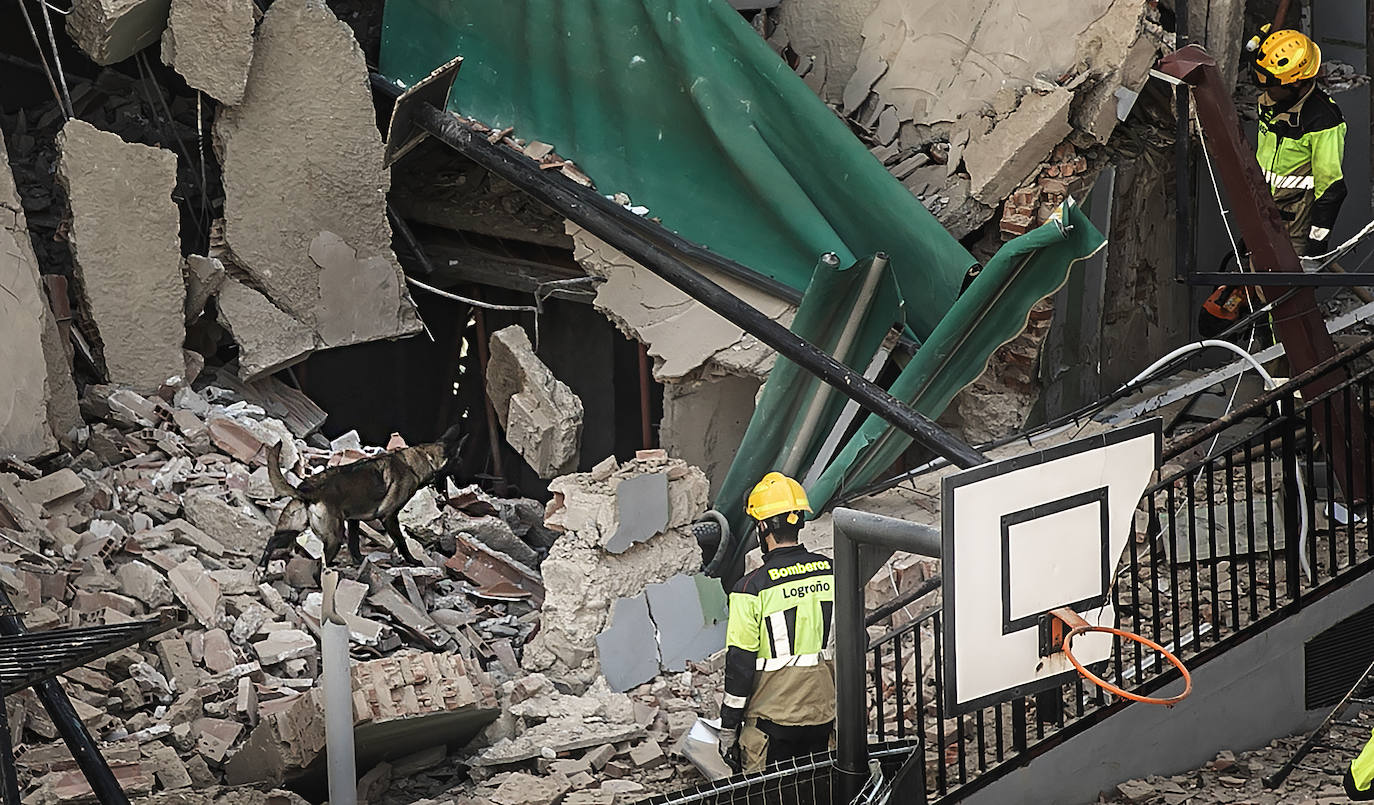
[962,569,1374,805]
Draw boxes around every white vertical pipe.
[321,570,357,805]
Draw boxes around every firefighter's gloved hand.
[1304,238,1330,258]
[718,727,741,772]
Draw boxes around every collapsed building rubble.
[486,325,584,479]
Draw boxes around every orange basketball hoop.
[1048,607,1192,707]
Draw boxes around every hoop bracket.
[1046,607,1192,707]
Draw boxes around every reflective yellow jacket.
[1346,727,1374,800]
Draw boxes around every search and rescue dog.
[259,424,466,568]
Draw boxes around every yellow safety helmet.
[746,472,812,525]
[1254,28,1321,86]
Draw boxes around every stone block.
[212,0,419,348]
[57,119,185,392]
[182,487,272,555]
[0,134,77,460]
[215,278,316,382]
[486,325,583,478]
[115,560,172,608]
[66,0,170,65]
[160,0,254,105]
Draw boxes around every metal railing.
[867,341,1374,802]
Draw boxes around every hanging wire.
[14,0,67,118]
[405,275,538,313]
[34,0,74,118]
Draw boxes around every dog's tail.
[265,441,302,500]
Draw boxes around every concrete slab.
[604,473,669,554]
[182,255,226,324]
[661,375,760,498]
[1173,496,1288,563]
[1,131,77,460]
[310,231,407,348]
[595,594,659,693]
[964,88,1074,205]
[57,119,185,392]
[160,0,254,105]
[645,574,728,672]
[213,0,420,348]
[215,277,316,382]
[67,0,171,66]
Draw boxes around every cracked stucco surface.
[1,136,78,459]
[214,0,420,350]
[57,118,186,392]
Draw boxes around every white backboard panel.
[941,419,1161,715]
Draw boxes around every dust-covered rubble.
[0,374,734,803]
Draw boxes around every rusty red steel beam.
[1158,44,1367,504]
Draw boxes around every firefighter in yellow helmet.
[718,472,835,773]
[1253,27,1347,257]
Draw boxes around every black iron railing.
[867,342,1374,802]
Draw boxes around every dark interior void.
[296,285,662,499]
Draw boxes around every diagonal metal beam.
[1158,44,1368,504]
[396,98,987,469]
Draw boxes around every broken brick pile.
[0,374,735,804]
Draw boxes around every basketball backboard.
[941,419,1162,715]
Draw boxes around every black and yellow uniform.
[1257,83,1347,255]
[1346,728,1374,799]
[721,544,835,772]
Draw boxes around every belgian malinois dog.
[260,424,465,567]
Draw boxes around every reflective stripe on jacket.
[720,544,836,730]
[1256,85,1347,242]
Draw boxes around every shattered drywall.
[525,455,710,683]
[160,0,254,105]
[0,135,79,460]
[569,225,792,381]
[213,0,421,352]
[57,118,187,392]
[486,325,584,479]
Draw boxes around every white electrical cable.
[1129,339,1314,581]
[1126,339,1278,390]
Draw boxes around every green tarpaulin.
[379,0,1106,541]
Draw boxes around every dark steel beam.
[0,589,129,805]
[1158,45,1368,504]
[1186,272,1374,286]
[407,101,989,470]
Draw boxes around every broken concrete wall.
[569,225,792,381]
[659,374,761,498]
[160,0,254,105]
[213,0,420,353]
[0,132,79,460]
[67,0,171,66]
[215,278,316,382]
[772,0,1163,235]
[486,325,583,479]
[526,455,710,684]
[57,118,187,392]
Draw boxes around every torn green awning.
[378,0,1106,545]
[379,0,975,343]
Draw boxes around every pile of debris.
[0,374,731,803]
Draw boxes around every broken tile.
[595,594,659,693]
[604,473,668,554]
